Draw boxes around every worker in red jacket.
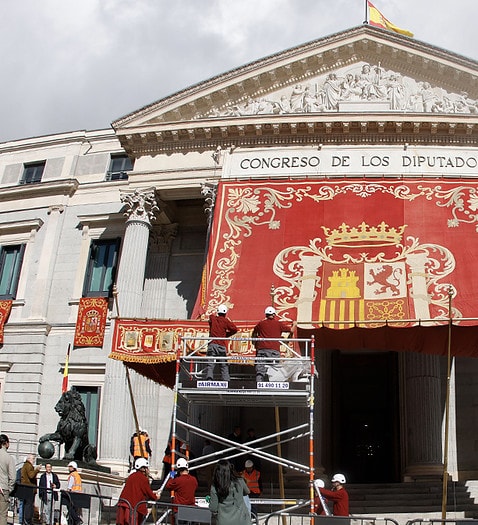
[317,473,349,516]
[116,458,158,525]
[252,306,293,382]
[205,305,238,381]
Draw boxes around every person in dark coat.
[39,463,60,525]
[20,454,41,525]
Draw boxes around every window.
[105,154,133,181]
[0,245,25,299]
[83,239,120,297]
[20,161,45,184]
[74,386,100,446]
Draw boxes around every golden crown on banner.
[322,222,406,247]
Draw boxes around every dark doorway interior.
[331,351,400,483]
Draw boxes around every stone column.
[141,224,178,319]
[30,205,65,320]
[99,188,158,473]
[403,352,443,479]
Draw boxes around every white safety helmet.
[331,473,346,484]
[217,305,228,315]
[175,457,189,470]
[67,461,78,469]
[265,306,276,316]
[134,457,149,470]
[313,479,325,492]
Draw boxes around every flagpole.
[363,0,368,24]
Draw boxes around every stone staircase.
[103,479,478,525]
[251,480,478,524]
[347,481,478,517]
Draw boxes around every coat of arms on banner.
[320,261,409,328]
[273,222,457,328]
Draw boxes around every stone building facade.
[0,25,477,487]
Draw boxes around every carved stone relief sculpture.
[201,62,477,118]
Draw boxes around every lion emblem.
[367,264,403,296]
[39,389,97,464]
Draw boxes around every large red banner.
[193,179,478,328]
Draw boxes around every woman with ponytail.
[209,460,251,525]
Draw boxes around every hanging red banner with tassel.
[0,300,12,344]
[74,297,109,347]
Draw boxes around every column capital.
[201,181,217,224]
[120,187,159,226]
[149,223,179,252]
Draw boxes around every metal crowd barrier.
[263,511,400,525]
[60,490,113,525]
[11,486,112,525]
[407,518,478,525]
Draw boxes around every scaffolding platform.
[177,378,310,406]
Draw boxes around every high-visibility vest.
[68,471,82,492]
[133,434,148,458]
[242,469,261,494]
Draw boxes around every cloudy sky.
[1,0,476,143]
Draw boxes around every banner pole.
[364,0,368,24]
[113,284,145,458]
[441,287,453,519]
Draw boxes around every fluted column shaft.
[100,189,158,473]
[403,352,443,478]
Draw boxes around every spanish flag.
[62,344,71,393]
[368,1,413,37]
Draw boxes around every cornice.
[0,179,79,202]
[117,114,477,156]
[0,129,116,153]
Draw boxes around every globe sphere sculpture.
[38,440,55,459]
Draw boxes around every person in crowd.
[205,305,238,381]
[245,428,262,470]
[313,479,331,515]
[241,459,262,515]
[64,461,82,525]
[317,473,349,516]
[200,440,215,489]
[252,306,294,382]
[164,458,198,510]
[39,463,60,525]
[130,429,152,462]
[21,454,41,525]
[116,458,158,525]
[226,426,243,472]
[162,442,172,481]
[227,426,242,444]
[0,434,16,525]
[241,460,261,497]
[209,460,251,525]
[15,460,24,525]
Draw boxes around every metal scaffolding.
[168,334,317,514]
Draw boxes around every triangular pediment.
[113,25,477,135]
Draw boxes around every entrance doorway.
[331,351,400,483]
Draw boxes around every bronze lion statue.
[39,389,97,464]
